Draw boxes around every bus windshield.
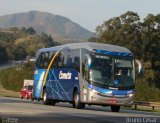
[112,58,134,89]
[89,55,134,89]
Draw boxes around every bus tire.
[37,98,40,102]
[73,91,85,109]
[111,105,120,112]
[50,99,56,106]
[43,89,50,105]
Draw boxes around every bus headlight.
[90,89,98,100]
[91,89,98,94]
[127,93,134,97]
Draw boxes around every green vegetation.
[135,81,160,102]
[135,62,160,101]
[0,27,58,63]
[89,11,160,101]
[0,27,58,93]
[0,62,34,92]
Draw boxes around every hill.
[0,11,93,43]
[0,27,56,63]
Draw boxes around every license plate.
[108,99,117,104]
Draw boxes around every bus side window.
[84,58,89,80]
[40,53,45,68]
[74,56,80,71]
[82,56,90,81]
[66,58,72,67]
[43,52,50,68]
[51,51,64,68]
[36,52,51,69]
[52,53,60,68]
[36,52,46,69]
[36,53,42,68]
[65,49,80,72]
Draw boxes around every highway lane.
[0,63,13,70]
[0,60,26,70]
[0,97,159,123]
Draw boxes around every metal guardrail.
[133,101,160,111]
[0,60,29,70]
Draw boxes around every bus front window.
[89,55,135,89]
[113,59,135,88]
[89,55,112,85]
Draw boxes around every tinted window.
[36,51,55,69]
[51,48,80,72]
[81,49,90,78]
[52,50,66,68]
[66,49,80,71]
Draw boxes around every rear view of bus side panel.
[33,68,46,99]
[33,51,49,99]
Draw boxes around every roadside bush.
[0,62,34,92]
[134,61,160,102]
[134,80,160,102]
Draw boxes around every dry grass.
[0,81,19,98]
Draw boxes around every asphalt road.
[0,60,26,70]
[0,97,159,123]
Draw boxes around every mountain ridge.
[0,10,93,43]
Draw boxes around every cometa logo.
[59,71,72,79]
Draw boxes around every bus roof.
[38,42,132,54]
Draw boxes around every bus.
[33,42,142,112]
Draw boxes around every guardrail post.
[135,104,137,110]
[133,101,160,111]
[152,106,154,111]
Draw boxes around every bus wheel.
[43,89,50,105]
[50,99,56,106]
[73,91,85,109]
[111,106,120,112]
[37,98,40,102]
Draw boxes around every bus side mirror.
[135,59,142,76]
[85,54,92,69]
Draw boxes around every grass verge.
[0,81,19,98]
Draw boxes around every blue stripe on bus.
[93,49,133,58]
[88,84,134,95]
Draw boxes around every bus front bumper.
[86,90,134,106]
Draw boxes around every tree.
[92,11,160,88]
[40,32,55,47]
[26,27,36,35]
[0,27,58,61]
[0,43,8,64]
[11,45,27,60]
[141,14,160,66]
[94,11,142,58]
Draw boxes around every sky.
[0,0,160,32]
